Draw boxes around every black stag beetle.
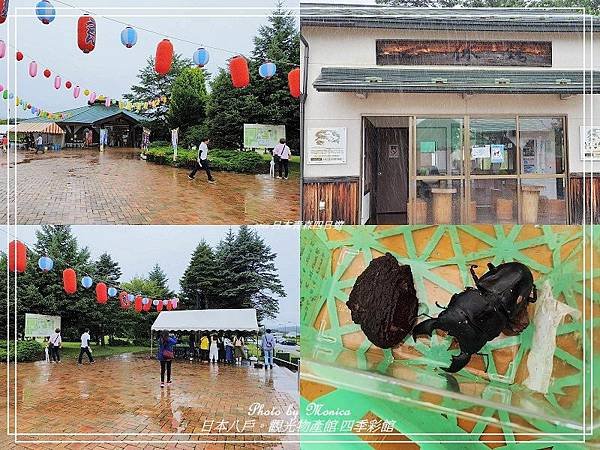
[412,262,537,373]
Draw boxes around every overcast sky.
[11,225,300,327]
[1,0,297,116]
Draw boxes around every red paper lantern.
[166,300,173,311]
[96,282,107,304]
[288,68,301,98]
[16,51,23,61]
[229,55,250,88]
[65,80,72,89]
[0,0,8,24]
[119,291,130,309]
[77,15,96,54]
[156,300,163,312]
[143,299,151,312]
[43,68,51,78]
[8,240,26,273]
[63,268,77,294]
[154,39,173,76]
[134,295,142,313]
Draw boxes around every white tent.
[151,308,259,332]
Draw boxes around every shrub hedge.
[0,340,45,362]
[145,147,269,174]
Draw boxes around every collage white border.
[4,3,596,447]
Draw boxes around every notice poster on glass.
[471,145,490,159]
[490,144,505,163]
[307,127,347,164]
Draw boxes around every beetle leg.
[529,284,537,303]
[412,318,438,341]
[469,265,479,285]
[487,262,496,271]
[443,351,472,373]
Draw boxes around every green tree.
[213,226,285,322]
[148,264,175,298]
[92,252,122,345]
[124,54,193,141]
[167,67,209,135]
[179,240,219,310]
[376,0,599,13]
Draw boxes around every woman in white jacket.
[209,334,219,364]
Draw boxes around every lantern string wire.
[50,0,300,68]
[2,227,176,303]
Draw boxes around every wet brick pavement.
[1,353,299,449]
[1,148,300,225]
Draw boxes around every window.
[470,118,517,175]
[519,117,565,174]
[416,118,463,176]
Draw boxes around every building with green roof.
[24,100,146,148]
[300,4,600,226]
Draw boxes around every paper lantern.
[77,15,96,54]
[119,291,130,309]
[154,39,173,76]
[259,62,276,79]
[72,85,80,98]
[0,0,8,24]
[121,26,137,48]
[8,240,27,273]
[65,80,72,89]
[89,92,96,103]
[96,282,108,303]
[229,56,250,88]
[105,97,110,107]
[151,299,158,306]
[134,295,142,312]
[193,47,209,67]
[166,300,173,311]
[38,256,53,272]
[28,61,38,77]
[83,88,89,96]
[16,51,23,61]
[108,286,117,297]
[63,268,77,294]
[81,275,92,288]
[171,298,178,309]
[0,40,4,58]
[54,75,61,89]
[0,83,3,91]
[156,301,163,312]
[142,299,151,312]
[35,0,55,25]
[288,68,301,98]
[2,91,7,99]
[43,68,51,78]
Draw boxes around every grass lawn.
[59,342,151,359]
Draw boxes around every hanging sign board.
[307,127,347,164]
[24,313,61,338]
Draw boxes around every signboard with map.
[243,124,286,149]
[24,313,61,338]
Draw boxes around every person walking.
[233,335,244,365]
[273,138,291,180]
[188,137,215,184]
[200,334,209,362]
[78,329,95,365]
[35,134,44,154]
[209,334,219,364]
[44,337,50,362]
[261,329,275,370]
[48,328,62,363]
[157,330,177,388]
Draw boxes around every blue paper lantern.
[259,62,276,79]
[38,256,53,272]
[81,276,93,289]
[193,47,210,67]
[108,287,117,297]
[35,0,55,25]
[120,26,137,48]
[141,297,149,305]
[127,293,135,302]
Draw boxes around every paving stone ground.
[0,148,300,225]
[0,354,299,449]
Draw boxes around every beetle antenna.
[417,313,434,319]
[435,301,447,310]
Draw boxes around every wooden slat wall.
[569,174,600,224]
[303,177,359,224]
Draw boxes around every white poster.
[490,144,505,163]
[580,126,600,160]
[307,127,347,165]
[471,145,490,159]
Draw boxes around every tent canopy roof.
[13,122,65,134]
[151,309,259,332]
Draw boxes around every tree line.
[124,1,300,152]
[0,225,284,343]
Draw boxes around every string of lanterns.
[3,0,303,99]
[8,239,179,313]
